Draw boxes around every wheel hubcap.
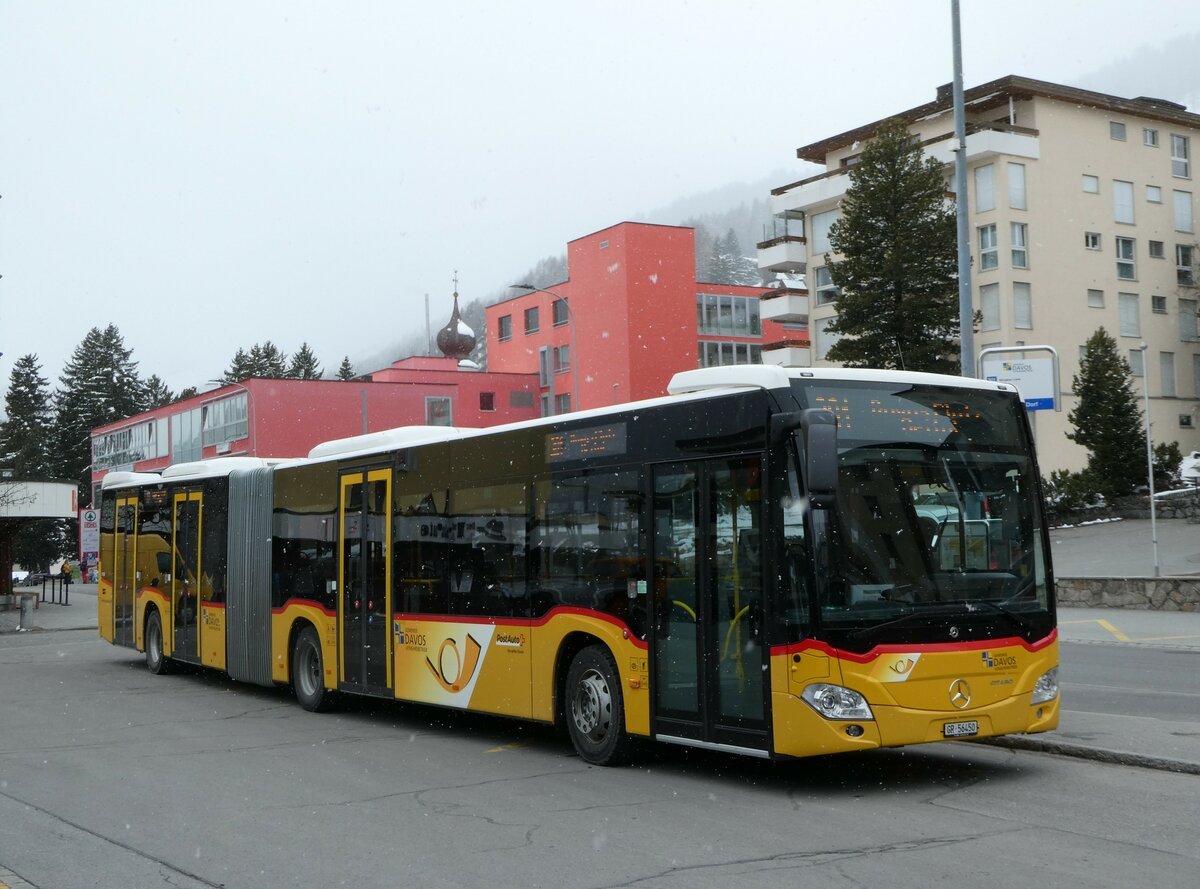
[572,668,611,741]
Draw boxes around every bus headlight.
[1031,667,1059,704]
[801,683,875,720]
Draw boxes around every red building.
[486,222,783,412]
[90,353,539,502]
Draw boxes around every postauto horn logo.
[426,633,483,693]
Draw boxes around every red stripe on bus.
[769,627,1057,661]
[390,606,649,650]
[272,598,336,617]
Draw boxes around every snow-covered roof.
[101,471,163,490]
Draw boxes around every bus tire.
[292,626,332,712]
[145,609,171,675]
[565,645,634,766]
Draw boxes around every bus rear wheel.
[292,626,332,712]
[145,609,171,675]
[566,645,634,766]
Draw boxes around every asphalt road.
[1049,517,1200,576]
[1,631,1197,889]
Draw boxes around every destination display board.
[546,423,628,463]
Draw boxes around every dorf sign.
[981,354,1057,411]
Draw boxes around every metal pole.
[1139,343,1160,576]
[951,0,975,377]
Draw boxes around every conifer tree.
[336,356,356,381]
[1067,328,1146,498]
[0,354,54,476]
[53,325,146,502]
[825,118,959,372]
[143,374,175,409]
[287,342,323,380]
[222,348,254,383]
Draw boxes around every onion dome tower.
[435,285,477,361]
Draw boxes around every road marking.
[1060,618,1131,641]
[1095,619,1130,642]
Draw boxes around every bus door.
[338,468,392,694]
[651,457,768,753]
[172,491,202,663]
[112,495,138,648]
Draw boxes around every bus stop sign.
[980,352,1058,412]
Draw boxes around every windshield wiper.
[963,599,1036,636]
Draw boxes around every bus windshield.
[788,379,1053,648]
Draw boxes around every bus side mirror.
[801,409,838,509]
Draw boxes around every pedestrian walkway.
[0,583,98,634]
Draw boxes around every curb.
[974,735,1200,775]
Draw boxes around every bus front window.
[790,381,1054,648]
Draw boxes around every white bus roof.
[100,471,163,491]
[159,457,282,482]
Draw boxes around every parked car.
[23,571,51,586]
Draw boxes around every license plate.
[943,720,979,738]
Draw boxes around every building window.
[1129,348,1145,377]
[1085,231,1101,251]
[1174,190,1194,232]
[1088,289,1105,308]
[171,409,202,464]
[480,392,496,412]
[1152,295,1168,314]
[1181,414,1194,428]
[1113,180,1135,224]
[1179,298,1199,341]
[1147,185,1162,203]
[814,266,838,304]
[975,164,995,212]
[509,390,534,409]
[1011,223,1028,268]
[1116,237,1136,279]
[1082,174,1099,194]
[425,396,453,427]
[1013,283,1032,329]
[698,340,762,368]
[553,345,570,373]
[523,306,539,334]
[1007,162,1026,209]
[599,240,609,249]
[555,393,572,414]
[810,209,838,254]
[201,393,248,446]
[1172,134,1191,178]
[1178,244,1196,286]
[696,294,761,336]
[497,315,512,342]
[814,317,842,361]
[1161,352,1177,397]
[552,299,569,326]
[1144,127,1159,147]
[978,224,998,271]
[1150,240,1165,259]
[1119,292,1140,337]
[980,283,1000,331]
[1110,121,1126,141]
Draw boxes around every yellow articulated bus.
[99,365,1058,765]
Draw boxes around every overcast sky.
[2,1,1198,395]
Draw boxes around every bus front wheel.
[292,626,332,712]
[145,609,171,675]
[566,645,634,766]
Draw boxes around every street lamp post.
[1138,343,1160,576]
[510,284,580,414]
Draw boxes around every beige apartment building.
[758,75,1200,472]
